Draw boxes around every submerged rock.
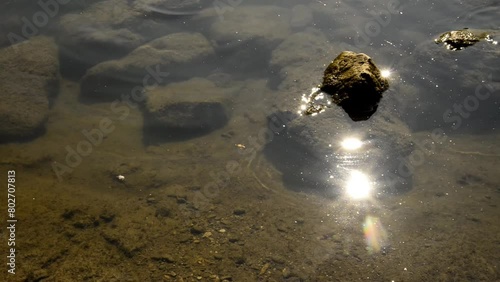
[56,0,198,79]
[80,32,215,102]
[269,29,333,90]
[434,28,497,50]
[133,0,206,14]
[208,6,291,73]
[0,36,59,142]
[143,78,231,143]
[57,20,145,79]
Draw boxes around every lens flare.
[363,216,388,254]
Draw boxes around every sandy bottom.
[1,80,499,281]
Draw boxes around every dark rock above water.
[0,36,59,142]
[304,51,389,121]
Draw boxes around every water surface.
[0,0,499,281]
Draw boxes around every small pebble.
[233,208,246,215]
[259,263,270,275]
[218,229,226,233]
[190,226,205,235]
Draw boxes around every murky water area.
[0,0,499,281]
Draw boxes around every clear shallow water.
[0,0,499,281]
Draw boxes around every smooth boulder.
[0,36,59,142]
[56,0,196,79]
[208,6,291,73]
[142,78,231,143]
[80,32,215,102]
[269,29,333,90]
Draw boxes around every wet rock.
[434,28,496,51]
[143,78,230,142]
[80,32,215,102]
[268,41,411,197]
[392,28,500,133]
[317,51,389,121]
[0,36,59,142]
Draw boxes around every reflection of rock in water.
[264,107,414,197]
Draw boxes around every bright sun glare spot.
[346,170,372,200]
[341,137,363,150]
[380,69,392,78]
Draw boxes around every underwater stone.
[0,36,59,142]
[80,32,215,102]
[143,78,230,142]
